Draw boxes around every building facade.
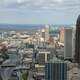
[64,28,73,59]
[45,63,67,80]
[75,15,80,63]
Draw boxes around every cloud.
[0,0,80,11]
[0,0,80,24]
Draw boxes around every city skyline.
[0,0,80,24]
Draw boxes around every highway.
[0,67,14,80]
[0,53,18,80]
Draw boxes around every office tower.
[75,15,80,63]
[41,29,45,47]
[41,25,50,42]
[45,63,67,80]
[37,50,51,65]
[45,25,50,42]
[1,32,4,40]
[59,27,64,43]
[72,27,76,61]
[4,32,8,38]
[34,50,51,80]
[64,28,74,59]
[41,29,45,39]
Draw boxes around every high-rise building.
[41,29,45,39]
[41,25,50,42]
[59,27,64,43]
[72,27,76,61]
[45,25,50,42]
[37,50,51,65]
[75,15,80,63]
[34,49,51,80]
[64,28,75,60]
[45,63,67,80]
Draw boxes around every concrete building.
[34,64,45,80]
[64,28,75,60]
[41,25,50,42]
[34,49,51,80]
[37,49,51,65]
[59,27,64,43]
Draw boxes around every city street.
[28,70,34,80]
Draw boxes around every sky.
[0,0,80,25]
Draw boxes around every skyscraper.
[64,28,73,59]
[75,15,80,63]
[45,63,67,80]
[41,25,50,42]
[45,25,50,42]
[59,27,64,43]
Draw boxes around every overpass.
[0,64,16,68]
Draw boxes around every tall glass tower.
[45,63,67,80]
[75,15,80,63]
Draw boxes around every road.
[0,53,18,80]
[0,67,14,80]
[28,70,34,80]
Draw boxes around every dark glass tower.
[45,63,67,80]
[75,15,80,63]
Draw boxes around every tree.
[22,71,29,80]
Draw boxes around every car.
[11,70,17,77]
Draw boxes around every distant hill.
[0,24,73,31]
[0,24,43,31]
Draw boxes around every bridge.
[0,64,16,68]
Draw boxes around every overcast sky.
[0,0,80,25]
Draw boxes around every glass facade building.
[45,63,67,80]
[75,15,80,63]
